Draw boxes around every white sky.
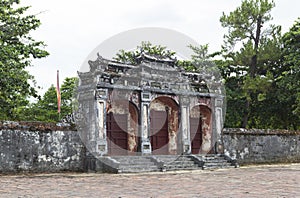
[21,0,300,96]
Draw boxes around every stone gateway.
[76,52,232,172]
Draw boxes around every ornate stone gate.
[77,52,225,156]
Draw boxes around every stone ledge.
[223,128,300,136]
[0,121,77,132]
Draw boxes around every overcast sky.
[21,0,300,96]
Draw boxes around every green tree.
[60,77,78,118]
[178,44,212,72]
[0,0,49,120]
[114,41,213,73]
[114,41,176,64]
[31,85,58,122]
[20,77,77,122]
[219,0,282,128]
[277,18,300,129]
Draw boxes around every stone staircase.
[113,156,160,173]
[85,154,238,173]
[200,154,238,170]
[155,155,201,171]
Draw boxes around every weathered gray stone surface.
[223,128,300,165]
[0,122,84,173]
[1,121,300,174]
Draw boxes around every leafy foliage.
[19,77,78,122]
[178,44,213,72]
[113,41,176,64]
[114,41,214,74]
[3,0,297,130]
[218,0,282,128]
[0,0,49,120]
[278,18,300,129]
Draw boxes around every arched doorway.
[106,100,139,155]
[190,105,202,154]
[150,109,168,154]
[190,105,212,154]
[150,96,179,155]
[107,112,128,155]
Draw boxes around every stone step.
[205,160,231,163]
[165,162,196,167]
[203,165,235,170]
[205,162,232,166]
[191,154,237,170]
[162,156,200,171]
[111,156,161,173]
[204,154,225,157]
[165,166,199,171]
[120,161,155,166]
[114,158,153,163]
[113,157,151,163]
[118,167,160,173]
[203,157,227,161]
[156,155,189,162]
[155,155,180,157]
[165,161,196,165]
[113,157,149,160]
[165,164,199,168]
[203,157,234,169]
[106,154,237,173]
[204,159,230,162]
[156,156,179,160]
[119,164,157,169]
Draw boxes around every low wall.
[0,121,85,173]
[1,121,299,173]
[223,128,300,165]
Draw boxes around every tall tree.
[219,0,281,128]
[278,18,300,129]
[114,41,213,73]
[178,44,213,72]
[19,77,78,122]
[0,0,49,120]
[113,41,175,64]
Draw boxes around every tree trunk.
[241,99,250,128]
[242,17,262,128]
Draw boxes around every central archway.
[190,105,212,154]
[150,96,179,155]
[150,109,168,154]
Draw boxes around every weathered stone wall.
[1,121,300,173]
[223,128,300,165]
[0,121,85,173]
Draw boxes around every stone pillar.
[77,89,97,153]
[180,96,191,154]
[214,96,224,154]
[140,92,151,154]
[95,88,108,155]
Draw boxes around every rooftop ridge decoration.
[77,51,225,96]
[135,51,177,65]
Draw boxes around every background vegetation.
[1,0,299,129]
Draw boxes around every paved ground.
[0,164,299,198]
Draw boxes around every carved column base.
[96,139,108,155]
[182,139,191,154]
[141,140,152,155]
